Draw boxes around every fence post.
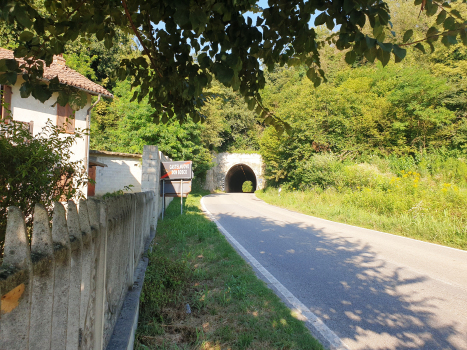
[29,204,55,350]
[51,202,71,350]
[93,200,108,350]
[66,201,83,350]
[0,207,32,350]
[78,199,93,349]
[82,198,100,350]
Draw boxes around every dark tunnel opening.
[225,164,257,193]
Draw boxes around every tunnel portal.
[225,164,257,193]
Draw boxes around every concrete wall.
[0,192,155,350]
[0,145,174,350]
[204,152,265,192]
[141,145,173,229]
[90,151,143,196]
[9,77,92,165]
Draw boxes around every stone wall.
[204,152,265,192]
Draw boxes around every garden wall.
[0,145,170,350]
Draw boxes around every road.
[201,193,467,350]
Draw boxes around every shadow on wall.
[225,164,256,193]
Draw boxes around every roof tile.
[0,47,113,98]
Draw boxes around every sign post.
[180,179,183,215]
[160,161,193,217]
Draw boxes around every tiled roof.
[0,47,113,98]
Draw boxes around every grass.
[135,190,323,350]
[256,180,467,251]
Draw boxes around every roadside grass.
[135,190,323,350]
[256,185,467,251]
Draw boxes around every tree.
[0,119,88,248]
[90,79,213,177]
[0,0,465,131]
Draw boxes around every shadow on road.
[207,194,460,350]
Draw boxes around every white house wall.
[93,154,143,196]
[9,77,92,165]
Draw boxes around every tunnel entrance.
[225,164,257,193]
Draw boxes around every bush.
[242,181,253,192]
[0,120,88,252]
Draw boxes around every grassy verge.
[256,187,467,250]
[135,190,323,350]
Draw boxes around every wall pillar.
[141,145,160,229]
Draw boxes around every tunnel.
[225,164,257,193]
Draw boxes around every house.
[0,47,113,196]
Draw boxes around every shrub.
[242,181,253,192]
[0,120,88,252]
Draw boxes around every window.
[1,84,12,122]
[57,103,75,133]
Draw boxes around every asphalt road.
[201,193,467,350]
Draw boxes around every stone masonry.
[204,152,265,192]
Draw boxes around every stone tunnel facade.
[204,153,265,192]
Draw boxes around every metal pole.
[180,179,183,215]
[162,179,165,220]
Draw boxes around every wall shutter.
[57,103,67,130]
[57,103,75,133]
[1,85,12,121]
[66,104,75,133]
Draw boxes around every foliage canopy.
[1,0,466,131]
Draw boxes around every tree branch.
[121,0,163,78]
[399,27,465,47]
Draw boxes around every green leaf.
[441,34,458,46]
[373,24,384,38]
[57,91,69,107]
[378,41,393,52]
[393,45,406,61]
[425,2,438,17]
[366,36,377,49]
[216,65,234,84]
[306,68,317,81]
[0,72,17,85]
[247,98,255,110]
[376,48,390,66]
[19,31,34,42]
[174,9,190,27]
[5,59,18,71]
[427,27,440,42]
[436,10,447,25]
[403,29,413,43]
[31,85,52,103]
[414,43,426,54]
[343,0,355,13]
[314,12,327,26]
[345,51,356,64]
[104,35,113,49]
[450,9,462,18]
[364,47,377,62]
[444,17,455,30]
[14,8,33,28]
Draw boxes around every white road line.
[201,196,350,350]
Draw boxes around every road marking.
[201,196,350,350]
